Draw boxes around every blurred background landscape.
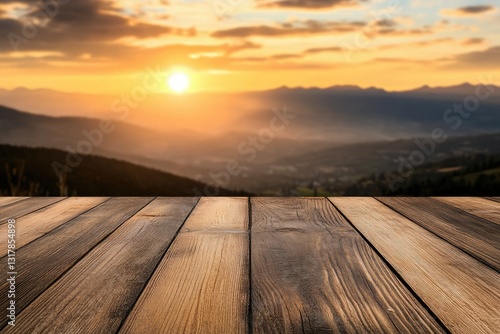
[1,84,500,196]
[0,0,499,196]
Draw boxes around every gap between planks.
[0,197,155,330]
[3,198,198,334]
[120,197,250,334]
[331,197,500,334]
[249,197,445,333]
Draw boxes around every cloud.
[377,37,455,50]
[228,56,331,70]
[228,53,299,63]
[462,38,485,45]
[224,41,261,55]
[373,57,430,65]
[453,46,500,68]
[1,38,265,74]
[376,27,433,36]
[258,0,363,10]
[442,5,496,16]
[374,19,397,28]
[0,0,195,54]
[303,46,342,54]
[211,16,446,40]
[229,45,343,64]
[211,20,365,38]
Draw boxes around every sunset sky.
[0,0,499,94]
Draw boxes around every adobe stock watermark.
[7,0,72,51]
[384,75,497,191]
[51,66,166,180]
[193,106,296,196]
[342,0,402,62]
[6,218,16,327]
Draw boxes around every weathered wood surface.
[0,197,153,329]
[0,197,27,207]
[3,198,198,334]
[485,197,500,203]
[434,197,500,225]
[120,198,249,334]
[251,198,445,333]
[0,197,65,223]
[331,197,500,334]
[0,197,498,334]
[0,197,110,257]
[377,197,500,271]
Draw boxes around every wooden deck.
[0,197,499,333]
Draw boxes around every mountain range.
[1,83,499,193]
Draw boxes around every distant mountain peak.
[326,85,362,91]
[407,82,482,94]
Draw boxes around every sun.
[167,72,189,93]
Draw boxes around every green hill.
[0,145,245,196]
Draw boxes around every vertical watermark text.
[6,218,16,327]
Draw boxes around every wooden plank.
[0,197,153,329]
[0,197,27,207]
[434,197,500,225]
[3,198,198,334]
[0,197,65,223]
[0,197,110,257]
[250,197,445,333]
[377,197,500,271]
[330,197,500,334]
[485,197,500,204]
[182,197,248,232]
[120,197,249,334]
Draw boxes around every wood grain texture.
[0,197,65,223]
[485,197,500,203]
[377,197,500,270]
[120,197,249,334]
[182,197,249,232]
[3,198,198,334]
[331,197,500,334]
[251,197,445,334]
[434,197,500,225]
[0,197,153,330]
[0,197,27,207]
[0,197,110,257]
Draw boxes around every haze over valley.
[1,84,499,195]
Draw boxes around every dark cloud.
[211,20,365,38]
[374,19,397,28]
[454,46,500,68]
[455,5,495,14]
[443,5,496,16]
[0,0,195,54]
[212,18,440,39]
[0,0,257,72]
[259,0,363,10]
